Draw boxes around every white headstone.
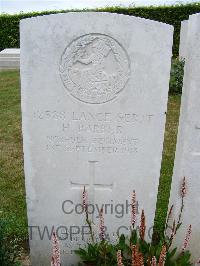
[179,20,188,60]
[0,48,20,69]
[169,13,200,262]
[20,12,173,265]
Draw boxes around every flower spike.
[51,229,61,266]
[117,250,124,266]
[182,224,192,252]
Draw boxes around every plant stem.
[85,211,95,243]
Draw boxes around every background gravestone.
[20,12,173,265]
[0,48,20,69]
[169,13,200,261]
[179,20,188,59]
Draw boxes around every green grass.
[0,70,27,241]
[154,94,181,237]
[0,70,181,245]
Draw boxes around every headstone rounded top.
[59,33,130,104]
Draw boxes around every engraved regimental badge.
[60,34,130,104]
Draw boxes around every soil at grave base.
[18,239,31,266]
[19,254,31,266]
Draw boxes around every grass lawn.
[154,93,181,236]
[0,70,181,247]
[0,70,27,242]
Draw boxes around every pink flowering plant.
[51,229,61,266]
[52,178,197,265]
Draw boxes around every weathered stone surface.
[169,13,200,262]
[20,12,173,265]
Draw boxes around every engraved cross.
[70,161,113,218]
